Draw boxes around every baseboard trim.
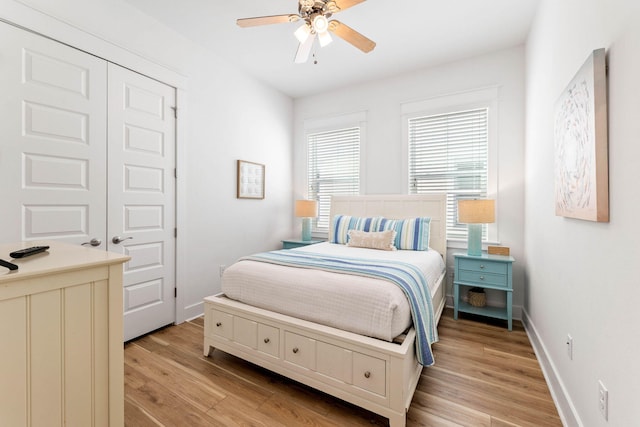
[180,300,204,324]
[521,308,581,427]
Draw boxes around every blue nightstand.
[453,253,515,330]
[282,239,322,249]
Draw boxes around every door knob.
[112,236,133,244]
[81,238,102,247]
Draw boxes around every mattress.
[221,242,445,341]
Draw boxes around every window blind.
[307,127,360,230]
[408,108,489,240]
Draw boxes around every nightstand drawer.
[458,270,508,287]
[458,258,507,275]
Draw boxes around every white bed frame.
[203,194,447,427]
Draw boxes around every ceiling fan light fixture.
[238,0,376,63]
[318,30,333,47]
[312,14,329,33]
[294,23,311,43]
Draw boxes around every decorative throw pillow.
[330,215,384,244]
[347,230,397,251]
[378,217,431,250]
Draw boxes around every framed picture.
[237,160,265,199]
[554,48,609,222]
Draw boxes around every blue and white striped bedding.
[222,243,443,366]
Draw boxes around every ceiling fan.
[237,0,376,64]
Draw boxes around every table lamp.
[458,199,495,256]
[295,200,318,242]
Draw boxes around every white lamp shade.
[294,23,311,43]
[295,200,318,218]
[317,30,333,47]
[458,199,495,224]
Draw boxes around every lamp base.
[301,217,312,242]
[467,223,482,256]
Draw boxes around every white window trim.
[401,87,499,244]
[303,111,367,236]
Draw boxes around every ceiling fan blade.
[237,14,299,28]
[328,20,375,53]
[295,33,316,63]
[331,0,367,12]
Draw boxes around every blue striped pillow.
[330,215,384,244]
[378,217,431,250]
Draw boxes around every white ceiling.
[126,0,539,98]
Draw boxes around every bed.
[203,194,447,427]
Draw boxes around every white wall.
[525,1,640,425]
[1,0,294,321]
[293,47,526,311]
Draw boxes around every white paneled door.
[0,23,176,341]
[108,64,176,341]
[0,23,107,245]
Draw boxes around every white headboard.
[329,194,447,260]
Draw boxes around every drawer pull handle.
[216,322,222,327]
[292,347,299,354]
[264,338,270,344]
[364,371,371,379]
[480,265,485,269]
[479,276,485,280]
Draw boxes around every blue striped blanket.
[242,249,438,366]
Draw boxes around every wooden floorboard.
[124,308,561,426]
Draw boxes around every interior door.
[107,63,177,341]
[0,22,107,246]
[0,22,177,341]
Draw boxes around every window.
[306,123,361,231]
[408,108,489,240]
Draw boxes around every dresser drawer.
[458,258,507,275]
[257,324,279,357]
[233,316,258,349]
[316,341,353,383]
[284,332,316,370]
[458,270,508,287]
[353,352,386,396]
[209,310,233,340]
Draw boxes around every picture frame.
[237,160,265,199]
[554,48,609,222]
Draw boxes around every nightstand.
[453,253,515,330]
[282,239,322,249]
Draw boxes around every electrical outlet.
[566,334,573,360]
[219,265,226,277]
[598,380,608,420]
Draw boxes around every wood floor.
[124,308,562,426]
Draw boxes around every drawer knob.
[216,322,222,327]
[364,371,371,379]
[292,347,299,354]
[264,338,270,344]
[480,264,485,269]
[479,276,485,280]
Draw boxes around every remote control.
[10,245,50,258]
[0,259,18,271]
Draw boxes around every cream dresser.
[0,241,129,427]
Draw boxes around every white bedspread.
[221,242,445,341]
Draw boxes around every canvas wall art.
[554,48,609,222]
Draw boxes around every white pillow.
[346,230,397,251]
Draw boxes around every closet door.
[107,64,176,341]
[0,23,177,341]
[0,22,107,246]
